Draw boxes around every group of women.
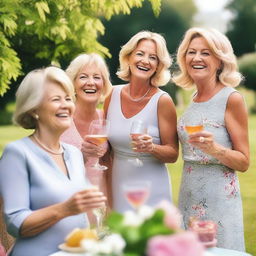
[0,26,250,256]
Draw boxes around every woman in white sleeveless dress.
[173,28,250,251]
[104,31,179,213]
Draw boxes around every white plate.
[205,252,216,256]
[58,243,85,253]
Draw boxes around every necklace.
[128,85,152,102]
[32,134,64,155]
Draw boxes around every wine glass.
[129,120,147,167]
[86,184,107,238]
[122,180,151,212]
[92,204,107,238]
[183,110,204,134]
[86,119,110,171]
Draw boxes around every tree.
[226,0,256,56]
[0,0,161,96]
[238,52,256,112]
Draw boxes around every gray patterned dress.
[177,87,245,251]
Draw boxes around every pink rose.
[156,200,182,230]
[0,242,6,256]
[147,231,205,256]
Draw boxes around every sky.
[193,0,233,32]
[194,0,230,12]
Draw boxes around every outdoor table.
[49,247,252,256]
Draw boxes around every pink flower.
[0,242,6,256]
[147,231,205,256]
[156,200,182,230]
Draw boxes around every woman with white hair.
[0,66,106,256]
[62,53,112,208]
[104,31,179,213]
[173,27,250,251]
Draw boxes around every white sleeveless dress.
[177,87,245,251]
[107,85,172,213]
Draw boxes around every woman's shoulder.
[0,137,31,161]
[62,142,81,153]
[3,137,30,152]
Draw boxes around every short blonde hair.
[66,53,112,101]
[117,31,172,87]
[172,27,243,88]
[13,66,75,129]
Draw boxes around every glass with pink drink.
[86,119,110,171]
[122,181,151,211]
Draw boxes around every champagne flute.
[183,110,204,134]
[122,181,151,212]
[86,119,110,171]
[86,184,107,237]
[129,120,147,167]
[92,205,107,238]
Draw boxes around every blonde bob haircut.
[13,66,75,129]
[116,31,172,87]
[172,27,243,89]
[66,53,112,101]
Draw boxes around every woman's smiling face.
[36,81,75,132]
[185,36,221,83]
[74,63,104,104]
[128,39,159,81]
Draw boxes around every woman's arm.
[153,94,179,163]
[20,187,106,237]
[133,94,179,163]
[189,92,250,172]
[0,143,106,238]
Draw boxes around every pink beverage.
[125,189,149,208]
[130,133,143,140]
[189,219,217,242]
[86,134,107,145]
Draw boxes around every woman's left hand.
[81,138,107,159]
[132,134,155,153]
[188,131,217,155]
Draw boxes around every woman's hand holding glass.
[83,119,110,171]
[129,120,148,167]
[183,110,217,154]
[62,187,106,216]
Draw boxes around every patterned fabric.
[177,87,245,251]
[107,85,172,213]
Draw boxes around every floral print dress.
[177,87,245,251]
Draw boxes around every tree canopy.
[0,0,161,96]
[226,0,256,56]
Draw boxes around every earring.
[34,114,39,120]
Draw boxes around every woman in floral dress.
[173,27,250,251]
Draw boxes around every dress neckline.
[192,86,227,104]
[119,84,163,120]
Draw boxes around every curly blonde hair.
[117,31,172,87]
[172,27,243,88]
[66,53,112,101]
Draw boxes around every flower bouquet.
[81,200,205,256]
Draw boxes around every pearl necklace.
[128,85,152,102]
[32,134,64,155]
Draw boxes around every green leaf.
[35,1,50,22]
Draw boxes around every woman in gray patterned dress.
[173,27,250,251]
